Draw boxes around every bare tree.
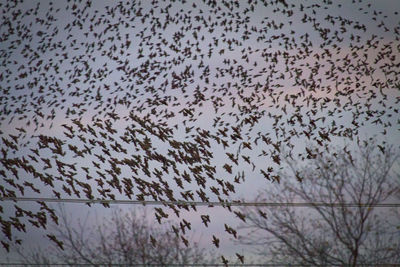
[18,206,214,266]
[239,142,400,266]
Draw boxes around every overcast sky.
[1,0,400,263]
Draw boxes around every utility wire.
[0,264,299,267]
[1,197,399,207]
[1,263,399,266]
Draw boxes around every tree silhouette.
[17,206,214,266]
[239,142,400,266]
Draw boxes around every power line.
[1,264,258,267]
[1,197,399,207]
[0,264,300,267]
[1,263,399,266]
[0,264,275,267]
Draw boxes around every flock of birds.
[1,0,399,263]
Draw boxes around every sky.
[1,0,400,264]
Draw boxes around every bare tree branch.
[239,142,400,266]
[18,206,215,265]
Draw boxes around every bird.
[150,235,157,247]
[47,234,64,249]
[212,235,220,248]
[221,255,229,265]
[200,214,210,227]
[236,253,244,264]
